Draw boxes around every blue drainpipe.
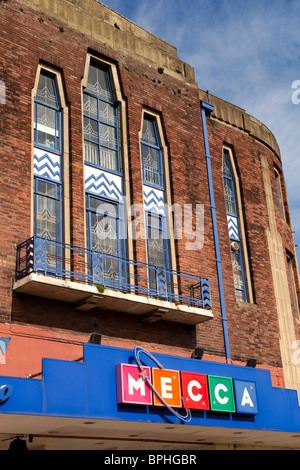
[200,100,231,361]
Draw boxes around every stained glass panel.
[99,101,117,126]
[35,180,60,269]
[224,178,236,215]
[83,62,119,171]
[86,63,112,102]
[142,144,161,186]
[83,94,98,119]
[87,197,123,284]
[223,153,231,177]
[142,118,157,146]
[35,72,60,152]
[37,73,58,108]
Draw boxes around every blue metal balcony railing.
[16,237,212,309]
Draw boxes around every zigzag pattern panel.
[200,278,212,309]
[157,269,168,299]
[227,216,240,241]
[85,166,123,202]
[143,185,165,216]
[34,148,61,182]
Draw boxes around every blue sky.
[100,0,300,265]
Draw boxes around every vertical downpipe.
[201,101,231,361]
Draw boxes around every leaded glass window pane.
[36,195,58,241]
[141,117,162,187]
[142,144,161,186]
[101,149,118,172]
[87,196,124,284]
[35,181,60,241]
[35,180,61,270]
[223,153,231,177]
[83,62,119,172]
[37,73,58,107]
[91,212,118,256]
[84,117,99,143]
[148,235,164,268]
[86,63,112,102]
[100,123,118,149]
[83,94,98,119]
[142,118,157,145]
[99,101,117,126]
[231,252,244,290]
[224,178,236,215]
[147,214,164,266]
[35,72,60,152]
[84,142,99,166]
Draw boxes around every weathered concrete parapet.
[199,89,281,160]
[17,0,196,85]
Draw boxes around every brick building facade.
[0,0,300,450]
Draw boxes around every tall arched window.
[141,114,171,298]
[83,58,126,288]
[33,69,65,274]
[223,148,249,302]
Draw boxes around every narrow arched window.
[141,117,163,187]
[83,58,126,288]
[141,114,171,299]
[223,148,248,302]
[274,167,287,223]
[287,254,300,320]
[34,71,61,153]
[33,69,64,274]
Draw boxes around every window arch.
[141,116,163,188]
[274,166,290,225]
[141,113,174,299]
[287,253,300,320]
[223,148,252,303]
[34,71,61,153]
[83,57,128,288]
[32,66,68,273]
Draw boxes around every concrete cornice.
[199,90,281,160]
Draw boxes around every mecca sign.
[116,363,259,415]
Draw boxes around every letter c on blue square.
[234,380,259,414]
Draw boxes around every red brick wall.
[0,0,298,383]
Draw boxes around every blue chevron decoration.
[85,166,123,202]
[143,185,165,215]
[33,238,47,271]
[157,269,168,299]
[201,278,212,309]
[227,216,240,241]
[92,252,104,284]
[34,148,61,182]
